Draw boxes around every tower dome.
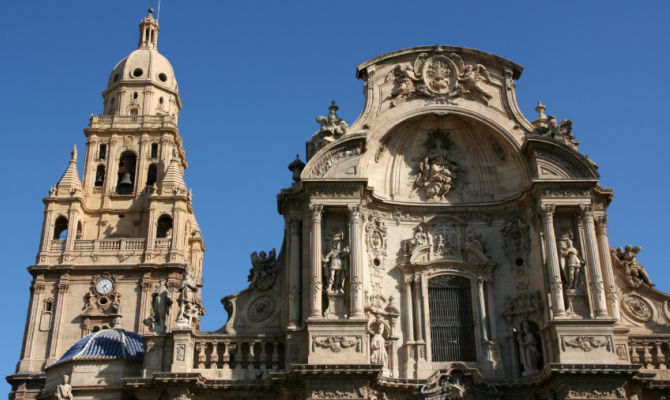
[102,9,181,117]
[48,329,144,368]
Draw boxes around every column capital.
[595,215,608,233]
[579,203,594,218]
[538,203,556,219]
[310,204,323,220]
[347,204,362,220]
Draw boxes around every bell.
[118,172,133,186]
[95,174,104,186]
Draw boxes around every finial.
[148,8,154,16]
[71,145,77,162]
[329,101,339,114]
[535,101,547,120]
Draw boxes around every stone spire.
[138,8,160,49]
[160,150,186,194]
[55,145,82,196]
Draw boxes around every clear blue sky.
[1,0,668,393]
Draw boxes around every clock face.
[96,278,113,295]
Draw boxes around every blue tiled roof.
[48,329,144,368]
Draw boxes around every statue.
[558,234,584,291]
[322,233,349,293]
[55,375,73,400]
[248,249,277,291]
[457,64,492,104]
[612,245,654,288]
[410,225,430,251]
[435,233,445,255]
[144,280,172,333]
[514,321,541,376]
[370,323,389,376]
[176,269,203,327]
[414,130,458,200]
[312,101,348,151]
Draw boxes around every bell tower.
[14,9,204,374]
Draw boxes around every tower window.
[95,165,106,187]
[132,68,143,78]
[158,97,164,105]
[98,144,107,160]
[45,301,53,312]
[146,163,158,186]
[116,152,137,195]
[53,216,69,240]
[428,275,476,362]
[156,214,173,238]
[133,92,138,100]
[150,143,158,158]
[158,73,167,82]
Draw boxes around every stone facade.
[7,10,670,400]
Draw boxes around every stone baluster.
[643,343,653,369]
[258,342,267,375]
[309,204,324,318]
[630,345,640,364]
[271,342,279,371]
[403,274,415,343]
[247,342,257,378]
[580,205,608,318]
[348,204,364,318]
[655,342,666,369]
[539,204,567,317]
[413,275,424,342]
[595,215,620,321]
[222,340,231,372]
[196,342,206,368]
[288,217,301,328]
[210,341,219,369]
[234,342,244,373]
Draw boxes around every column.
[83,136,97,188]
[485,278,498,341]
[348,204,364,318]
[539,204,566,316]
[308,204,323,318]
[39,206,54,255]
[412,275,423,341]
[17,283,44,371]
[580,205,608,318]
[288,217,301,328]
[403,274,415,342]
[477,278,489,341]
[64,208,79,252]
[595,215,620,321]
[47,281,68,364]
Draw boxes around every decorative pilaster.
[403,274,414,342]
[412,275,423,341]
[308,204,323,318]
[595,215,620,321]
[348,204,364,318]
[288,217,301,328]
[17,283,44,371]
[539,204,566,317]
[580,205,608,318]
[477,278,489,341]
[47,281,68,364]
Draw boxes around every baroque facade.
[7,10,670,400]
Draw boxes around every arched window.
[53,216,69,240]
[95,164,106,187]
[150,143,158,158]
[98,144,107,160]
[76,221,83,239]
[116,152,137,194]
[428,275,476,362]
[156,214,173,238]
[146,163,157,186]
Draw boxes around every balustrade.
[192,336,284,378]
[49,238,148,253]
[89,114,177,129]
[629,337,670,370]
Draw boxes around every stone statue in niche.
[413,130,459,200]
[612,245,654,289]
[369,322,389,376]
[175,269,204,328]
[558,233,584,292]
[513,321,541,376]
[143,280,172,334]
[55,375,73,400]
[323,233,350,293]
[248,248,277,291]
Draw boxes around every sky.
[1,0,669,394]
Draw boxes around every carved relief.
[175,269,205,328]
[534,115,579,149]
[308,388,364,399]
[365,214,387,269]
[501,217,530,265]
[513,320,542,376]
[621,294,653,322]
[312,336,361,353]
[615,344,628,361]
[248,248,277,291]
[386,46,494,106]
[612,245,654,289]
[413,130,459,201]
[175,344,185,361]
[561,336,611,352]
[247,295,275,322]
[503,291,543,321]
[565,388,625,399]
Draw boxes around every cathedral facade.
[7,10,670,400]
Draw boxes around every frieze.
[308,388,364,399]
[565,388,625,399]
[561,336,612,352]
[306,182,363,198]
[312,336,361,353]
[621,294,653,322]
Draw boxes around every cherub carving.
[457,64,493,104]
[612,245,654,289]
[409,225,430,251]
[414,130,459,200]
[55,375,73,400]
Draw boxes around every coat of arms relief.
[386,46,494,106]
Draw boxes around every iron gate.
[428,275,476,361]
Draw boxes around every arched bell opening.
[156,214,173,239]
[116,151,137,194]
[95,164,106,187]
[53,216,69,240]
[146,163,158,186]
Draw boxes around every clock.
[96,278,114,295]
